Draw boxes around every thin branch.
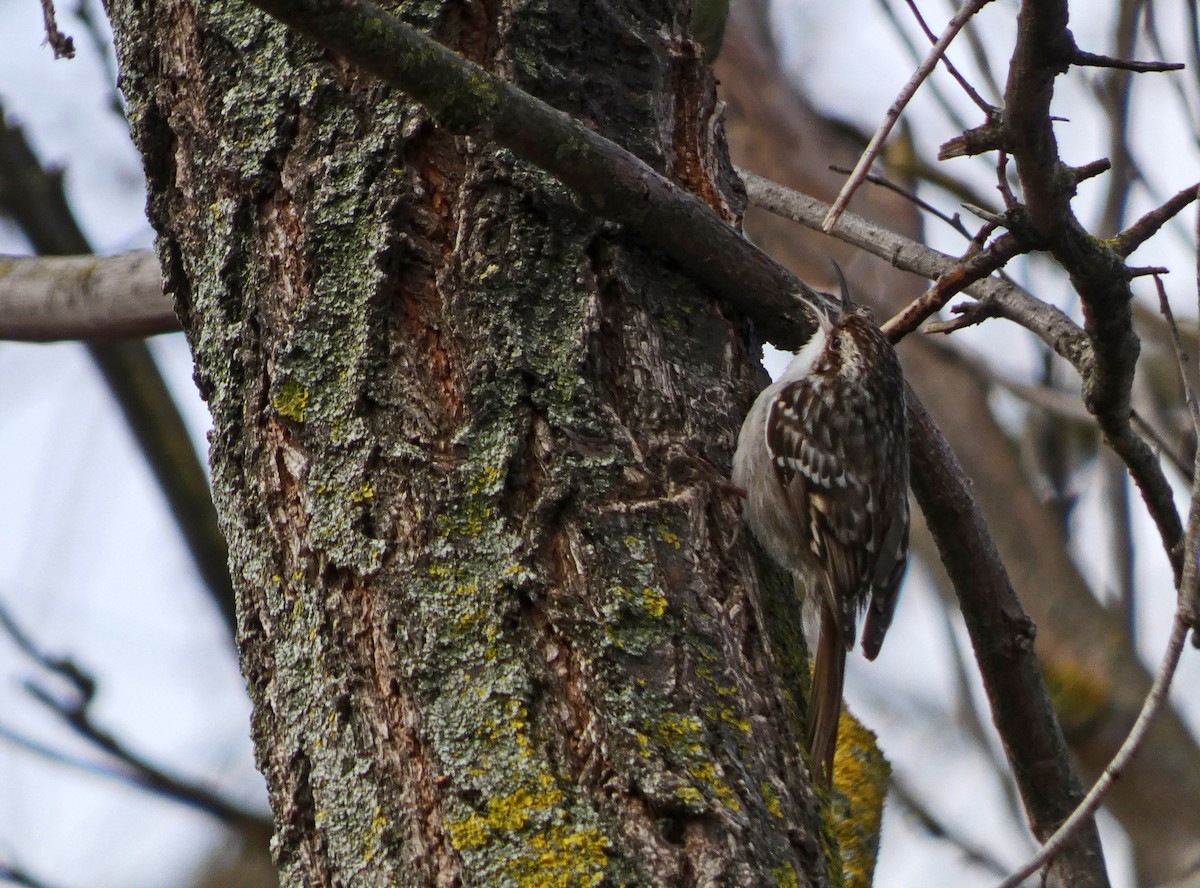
[943,0,1007,102]
[1156,276,1200,429]
[0,598,272,842]
[1132,409,1195,483]
[1189,198,1200,637]
[1073,49,1184,73]
[740,170,1090,368]
[873,0,978,137]
[0,716,271,843]
[20,682,272,840]
[903,0,994,113]
[994,613,1191,888]
[822,0,996,230]
[1111,184,1200,257]
[827,163,975,237]
[881,234,1023,340]
[890,775,1013,877]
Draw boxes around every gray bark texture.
[107,0,830,884]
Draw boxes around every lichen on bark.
[107,0,832,882]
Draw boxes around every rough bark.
[107,0,831,884]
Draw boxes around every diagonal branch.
[822,0,996,230]
[250,0,819,349]
[739,170,1090,366]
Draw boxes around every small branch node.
[1067,158,1112,184]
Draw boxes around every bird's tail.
[807,602,846,790]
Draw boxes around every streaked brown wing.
[766,342,908,655]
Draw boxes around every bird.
[731,273,910,789]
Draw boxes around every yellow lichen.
[273,377,309,422]
[830,710,889,888]
[761,781,784,819]
[653,712,704,754]
[688,761,740,811]
[448,814,488,850]
[446,784,572,856]
[363,806,388,861]
[509,825,610,888]
[771,863,801,888]
[468,464,504,494]
[641,587,668,617]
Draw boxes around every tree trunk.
[107,0,829,883]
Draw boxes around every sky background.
[0,0,1197,885]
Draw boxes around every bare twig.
[1111,185,1200,257]
[828,163,974,237]
[1073,49,1184,73]
[881,234,1023,340]
[1132,410,1195,483]
[740,170,1089,366]
[1155,276,1200,428]
[873,0,978,137]
[1128,265,1172,279]
[890,775,1013,877]
[903,0,994,113]
[38,0,75,58]
[822,0,996,230]
[1188,200,1200,637]
[994,613,1191,888]
[0,598,272,841]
